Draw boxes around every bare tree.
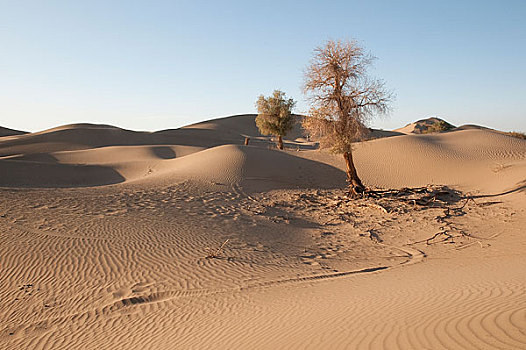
[302,40,392,197]
[255,90,296,150]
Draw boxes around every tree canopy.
[255,90,296,150]
[302,40,392,195]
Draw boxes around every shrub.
[255,90,295,150]
[506,131,526,140]
[422,120,455,134]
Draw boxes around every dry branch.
[206,239,230,259]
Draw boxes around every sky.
[1,0,525,132]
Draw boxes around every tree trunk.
[343,151,365,197]
[277,135,284,150]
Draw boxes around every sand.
[1,114,525,349]
[0,127,26,138]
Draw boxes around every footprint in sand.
[115,281,156,297]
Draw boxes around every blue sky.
[1,0,525,132]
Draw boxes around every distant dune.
[1,114,523,192]
[453,124,491,131]
[0,126,27,137]
[0,115,312,187]
[395,117,455,134]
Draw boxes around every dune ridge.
[0,126,27,138]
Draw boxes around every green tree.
[255,90,296,150]
[302,40,392,197]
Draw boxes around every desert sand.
[1,114,525,349]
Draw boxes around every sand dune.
[354,128,526,192]
[1,114,525,349]
[0,116,263,158]
[0,159,125,187]
[395,117,454,134]
[0,126,27,138]
[0,123,166,156]
[137,144,346,191]
[2,116,522,191]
